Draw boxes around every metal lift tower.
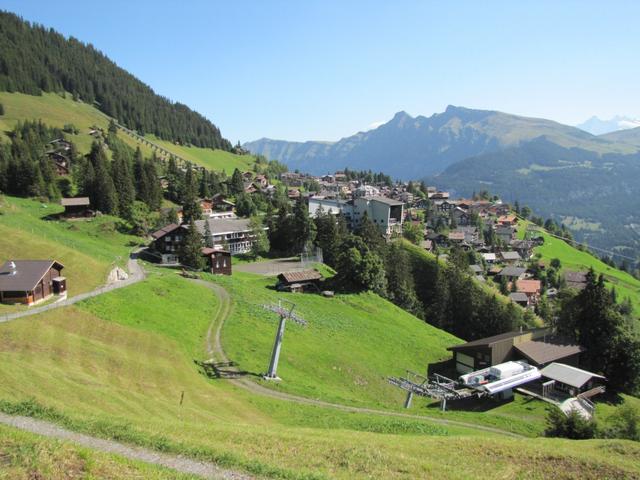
[262,300,307,380]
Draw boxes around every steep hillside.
[245,106,635,178]
[0,91,254,172]
[0,11,230,150]
[600,126,640,147]
[0,195,140,308]
[431,138,640,258]
[2,271,639,478]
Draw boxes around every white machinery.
[459,361,541,395]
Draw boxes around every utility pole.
[262,300,306,380]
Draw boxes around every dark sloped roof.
[509,292,529,303]
[0,260,64,291]
[497,266,526,277]
[514,339,584,366]
[278,270,323,284]
[61,197,90,207]
[368,195,404,206]
[150,223,183,240]
[448,328,548,352]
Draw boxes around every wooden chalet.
[0,260,66,305]
[150,223,186,264]
[60,197,92,218]
[277,270,323,293]
[211,193,235,212]
[201,248,232,275]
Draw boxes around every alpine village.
[0,7,640,480]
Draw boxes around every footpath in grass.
[0,423,197,480]
[0,271,638,478]
[0,196,141,310]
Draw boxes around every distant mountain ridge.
[576,115,640,135]
[245,106,630,178]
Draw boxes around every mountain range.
[576,115,640,135]
[244,107,635,178]
[246,108,640,258]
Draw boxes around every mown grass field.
[519,221,640,316]
[0,91,255,173]
[146,134,255,173]
[0,423,197,479]
[0,196,140,310]
[2,270,638,478]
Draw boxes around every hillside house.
[452,207,470,226]
[509,291,530,307]
[277,270,323,293]
[0,260,66,305]
[510,239,536,259]
[196,217,267,255]
[516,279,542,304]
[496,226,516,244]
[201,247,232,275]
[497,266,527,281]
[211,193,235,212]
[352,196,404,237]
[60,197,92,218]
[500,250,522,264]
[564,271,588,290]
[150,223,186,264]
[482,252,497,264]
[448,328,584,374]
[199,198,214,216]
[497,214,518,226]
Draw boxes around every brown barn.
[61,197,92,217]
[0,260,66,305]
[202,248,232,275]
[277,270,323,293]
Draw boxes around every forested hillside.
[0,11,231,150]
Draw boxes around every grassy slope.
[215,271,458,408]
[0,423,197,479]
[147,134,254,173]
[1,271,638,478]
[519,221,640,317]
[0,196,140,307]
[0,91,254,172]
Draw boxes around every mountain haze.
[245,107,630,178]
[576,115,640,135]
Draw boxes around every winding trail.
[0,412,250,480]
[192,279,526,439]
[0,274,524,480]
[0,250,146,324]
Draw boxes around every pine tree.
[0,103,4,115]
[291,199,316,253]
[249,216,270,258]
[111,149,135,219]
[181,164,201,223]
[179,220,205,270]
[203,220,213,248]
[230,168,244,195]
[88,141,118,214]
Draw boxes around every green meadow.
[1,270,638,478]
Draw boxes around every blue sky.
[2,1,639,142]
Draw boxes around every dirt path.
[0,250,146,324]
[192,279,526,439]
[0,412,251,479]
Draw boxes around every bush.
[601,403,640,441]
[0,102,4,115]
[545,406,596,439]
